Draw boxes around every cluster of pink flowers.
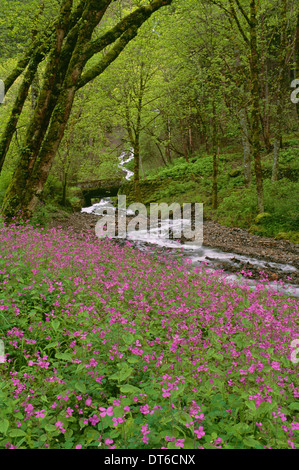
[141,424,151,444]
[0,221,298,449]
[55,420,66,434]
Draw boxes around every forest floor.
[47,210,299,286]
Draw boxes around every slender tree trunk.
[260,15,271,153]
[272,137,280,182]
[180,118,189,163]
[212,150,218,210]
[263,61,271,151]
[133,140,141,200]
[62,173,68,206]
[31,71,39,110]
[133,68,145,200]
[197,110,208,152]
[139,152,145,179]
[188,105,193,155]
[154,140,168,167]
[239,108,252,187]
[58,147,70,207]
[272,0,287,182]
[250,0,264,213]
[166,117,172,163]
[211,100,218,210]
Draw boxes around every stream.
[81,151,299,298]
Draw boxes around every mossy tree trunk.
[249,0,264,213]
[217,0,264,212]
[211,99,218,210]
[272,0,287,182]
[180,118,189,163]
[124,62,149,201]
[166,117,172,163]
[0,0,173,219]
[239,108,252,187]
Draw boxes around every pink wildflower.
[194,426,205,439]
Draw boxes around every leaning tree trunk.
[1,0,85,218]
[0,0,87,176]
[1,0,173,219]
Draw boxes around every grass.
[0,220,298,449]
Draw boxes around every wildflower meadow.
[0,221,298,449]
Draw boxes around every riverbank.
[47,210,299,287]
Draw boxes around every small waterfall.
[118,150,134,181]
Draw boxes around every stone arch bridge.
[73,177,123,207]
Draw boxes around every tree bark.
[133,65,146,201]
[259,14,271,153]
[249,0,264,213]
[180,118,189,163]
[239,108,252,187]
[211,100,218,210]
[166,117,172,163]
[272,0,287,182]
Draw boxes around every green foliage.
[217,178,299,239]
[147,156,221,181]
[0,170,12,207]
[0,0,38,58]
[29,202,72,227]
[137,146,298,242]
[147,180,198,202]
[216,186,258,228]
[0,0,59,60]
[255,212,272,224]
